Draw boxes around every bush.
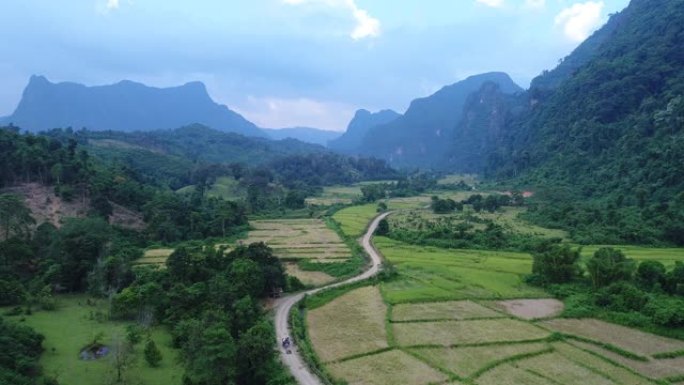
[144,338,162,367]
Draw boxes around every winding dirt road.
[274,212,390,385]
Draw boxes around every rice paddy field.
[244,218,354,285]
[305,185,363,206]
[303,199,684,385]
[133,248,175,268]
[577,244,684,267]
[2,295,182,385]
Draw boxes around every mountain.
[485,0,684,245]
[1,76,264,137]
[328,109,401,153]
[355,72,523,168]
[263,127,342,146]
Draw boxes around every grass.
[307,286,389,362]
[391,300,503,322]
[133,248,175,267]
[436,174,479,186]
[332,204,378,238]
[576,245,684,267]
[285,262,336,286]
[328,349,448,385]
[176,176,244,200]
[306,185,362,206]
[375,237,547,304]
[4,295,182,385]
[410,342,550,378]
[393,319,550,347]
[539,318,684,357]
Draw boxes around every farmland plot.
[392,300,503,322]
[133,248,174,267]
[328,349,447,385]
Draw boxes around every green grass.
[332,204,378,237]
[176,176,244,200]
[4,295,182,385]
[576,244,684,267]
[375,237,547,304]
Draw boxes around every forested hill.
[0,76,264,137]
[486,0,684,245]
[263,127,342,146]
[355,72,522,168]
[328,109,401,153]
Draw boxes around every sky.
[0,0,630,131]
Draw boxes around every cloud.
[555,1,605,42]
[283,0,380,40]
[524,0,545,9]
[233,95,356,131]
[476,0,505,8]
[106,0,119,10]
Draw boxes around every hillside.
[264,127,342,146]
[1,76,264,137]
[328,109,401,153]
[356,72,522,168]
[486,0,684,245]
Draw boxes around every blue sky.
[0,0,629,131]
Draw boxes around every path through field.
[273,212,390,385]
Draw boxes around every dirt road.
[273,212,390,385]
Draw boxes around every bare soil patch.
[493,298,564,320]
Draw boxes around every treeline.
[530,244,684,336]
[110,243,292,385]
[359,173,438,202]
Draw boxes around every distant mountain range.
[0,76,264,137]
[328,109,401,153]
[336,72,522,168]
[263,127,342,146]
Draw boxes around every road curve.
[274,212,391,385]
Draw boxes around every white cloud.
[524,0,545,9]
[233,96,356,131]
[476,0,505,8]
[283,0,380,40]
[555,1,605,42]
[106,0,119,10]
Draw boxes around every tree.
[586,247,636,288]
[144,338,162,367]
[183,325,237,385]
[0,194,35,240]
[637,260,666,289]
[530,244,582,285]
[110,334,133,384]
[375,219,390,236]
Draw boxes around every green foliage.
[144,338,163,367]
[529,244,582,286]
[0,316,44,385]
[0,194,35,240]
[586,247,636,288]
[375,219,390,236]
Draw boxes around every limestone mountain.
[328,109,401,153]
[1,76,264,137]
[355,72,522,168]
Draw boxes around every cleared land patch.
[393,318,549,347]
[540,318,684,357]
[328,349,448,385]
[307,286,388,362]
[133,248,174,267]
[376,237,547,303]
[411,342,550,378]
[285,262,335,286]
[392,300,503,322]
[492,299,564,320]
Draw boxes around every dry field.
[540,318,684,357]
[328,349,448,385]
[284,262,336,286]
[391,300,503,322]
[307,286,388,362]
[393,318,549,346]
[411,342,550,378]
[133,248,175,267]
[245,218,352,283]
[568,340,684,381]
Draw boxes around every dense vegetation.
[530,245,684,338]
[486,0,684,245]
[0,316,46,385]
